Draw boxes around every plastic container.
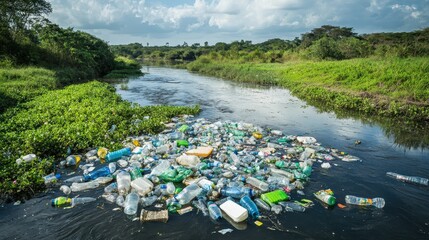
[345,195,385,208]
[131,177,153,196]
[83,166,111,181]
[105,148,131,162]
[174,183,202,205]
[60,185,71,195]
[239,196,260,219]
[207,201,223,220]
[43,173,61,184]
[176,154,201,167]
[71,181,99,192]
[124,191,140,215]
[219,200,248,223]
[151,160,171,176]
[246,177,269,191]
[314,189,336,206]
[117,171,131,195]
[130,166,143,180]
[261,190,289,205]
[386,172,428,186]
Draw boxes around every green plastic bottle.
[176,140,189,147]
[51,197,72,207]
[261,190,289,205]
[314,189,336,206]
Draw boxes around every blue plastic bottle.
[221,187,253,199]
[83,166,111,181]
[105,148,131,162]
[239,195,260,219]
[207,201,223,220]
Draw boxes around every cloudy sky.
[47,0,429,46]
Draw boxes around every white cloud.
[47,0,429,45]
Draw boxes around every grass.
[187,57,429,121]
[0,71,199,202]
[103,56,143,79]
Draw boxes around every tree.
[0,0,51,32]
[204,41,208,47]
[301,25,357,48]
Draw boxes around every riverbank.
[0,62,199,202]
[186,57,429,121]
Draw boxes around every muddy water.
[1,66,428,240]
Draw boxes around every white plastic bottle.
[174,183,202,205]
[70,181,99,192]
[150,160,171,176]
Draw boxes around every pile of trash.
[40,116,427,230]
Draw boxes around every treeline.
[0,0,117,82]
[111,25,429,63]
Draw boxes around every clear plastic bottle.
[246,177,269,191]
[174,183,202,205]
[124,191,140,215]
[83,166,111,181]
[104,182,117,193]
[254,198,271,211]
[63,175,85,183]
[155,182,175,196]
[278,201,306,212]
[150,160,171,176]
[105,148,131,162]
[267,175,290,186]
[207,201,223,220]
[386,172,428,186]
[70,181,99,192]
[314,189,336,206]
[192,197,209,216]
[117,171,131,195]
[116,195,125,207]
[239,195,260,219]
[129,166,143,180]
[141,195,158,207]
[66,155,81,166]
[60,185,71,195]
[345,195,385,208]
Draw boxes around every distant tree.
[204,41,208,47]
[301,25,357,48]
[165,42,169,47]
[182,41,188,47]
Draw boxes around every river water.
[1,66,428,240]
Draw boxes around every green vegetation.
[104,56,143,79]
[0,81,199,201]
[187,58,429,121]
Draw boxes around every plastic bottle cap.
[55,173,61,179]
[51,199,55,206]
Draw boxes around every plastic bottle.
[157,182,176,195]
[16,154,37,165]
[270,168,295,181]
[130,166,143,180]
[116,195,125,207]
[221,187,253,199]
[43,173,61,184]
[239,195,260,219]
[141,195,158,207]
[105,148,131,162]
[124,191,140,215]
[66,155,81,166]
[108,162,116,174]
[150,160,171,176]
[246,177,269,191]
[104,182,117,193]
[207,201,223,220]
[261,190,289,205]
[314,189,336,206]
[60,185,71,195]
[278,201,306,212]
[267,175,290,186]
[174,183,202,205]
[192,197,209,216]
[51,197,96,207]
[63,175,85,183]
[254,198,271,211]
[83,166,111,181]
[345,195,385,208]
[117,171,131,195]
[70,181,99,192]
[386,172,428,186]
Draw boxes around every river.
[1,66,428,240]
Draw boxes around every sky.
[47,0,429,46]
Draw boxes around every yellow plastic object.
[254,220,263,226]
[252,132,263,139]
[97,147,108,159]
[132,139,140,147]
[186,146,213,158]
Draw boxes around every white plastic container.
[176,154,200,167]
[219,200,248,223]
[131,178,154,196]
